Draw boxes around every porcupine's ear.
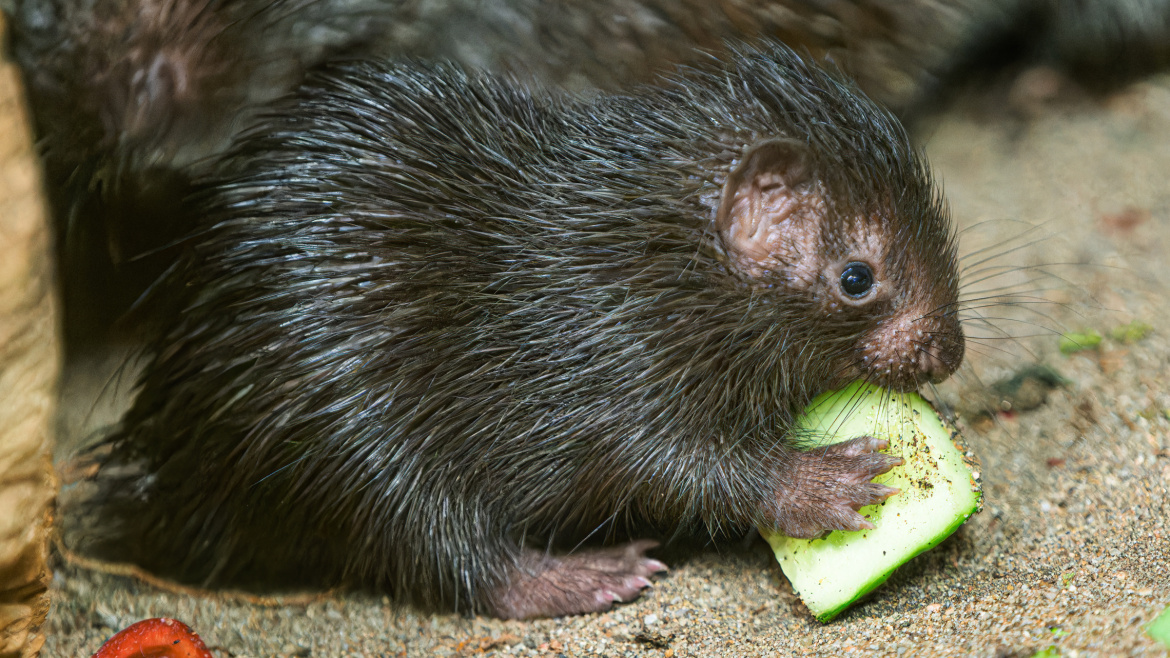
[716,139,824,286]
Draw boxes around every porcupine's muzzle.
[860,308,965,392]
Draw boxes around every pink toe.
[645,559,668,573]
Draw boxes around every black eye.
[839,262,874,298]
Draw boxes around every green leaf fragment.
[1148,606,1170,648]
[1059,330,1102,354]
[1109,320,1153,344]
[760,382,983,622]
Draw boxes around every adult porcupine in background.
[77,43,964,619]
[5,0,412,348]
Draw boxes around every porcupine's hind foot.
[487,540,667,619]
[768,435,903,539]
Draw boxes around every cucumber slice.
[761,381,983,622]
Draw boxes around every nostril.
[917,344,946,380]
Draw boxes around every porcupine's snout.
[859,303,964,392]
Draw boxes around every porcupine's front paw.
[768,435,903,539]
[487,540,667,619]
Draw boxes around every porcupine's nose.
[916,311,965,385]
[861,308,965,392]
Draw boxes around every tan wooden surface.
[0,13,59,658]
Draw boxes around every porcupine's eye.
[839,262,874,298]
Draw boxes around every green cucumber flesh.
[761,381,983,622]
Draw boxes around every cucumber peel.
[761,382,983,622]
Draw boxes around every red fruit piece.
[92,617,214,658]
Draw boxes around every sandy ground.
[43,76,1170,656]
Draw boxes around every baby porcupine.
[85,43,964,619]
